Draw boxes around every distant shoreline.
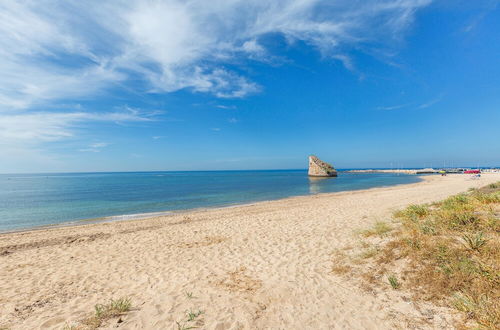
[347,168,500,174]
[1,167,499,176]
[346,169,435,174]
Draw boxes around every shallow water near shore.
[0,170,421,232]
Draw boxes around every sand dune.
[1,173,499,330]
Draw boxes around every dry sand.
[1,173,499,330]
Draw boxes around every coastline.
[1,173,499,329]
[0,172,423,235]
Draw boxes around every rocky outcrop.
[308,155,337,177]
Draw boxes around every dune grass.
[84,297,131,329]
[64,297,132,330]
[361,221,392,237]
[382,183,500,328]
[487,182,500,189]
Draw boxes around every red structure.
[464,170,481,174]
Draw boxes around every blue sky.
[0,0,499,173]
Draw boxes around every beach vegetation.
[186,292,194,299]
[330,250,353,274]
[379,182,500,328]
[62,324,77,330]
[176,322,197,330]
[462,232,487,251]
[488,183,499,189]
[387,275,401,289]
[331,262,352,274]
[359,246,380,259]
[68,297,132,329]
[394,204,430,221]
[176,309,204,330]
[361,221,392,237]
[186,309,203,321]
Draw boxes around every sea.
[0,170,421,232]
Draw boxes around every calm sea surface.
[0,170,421,232]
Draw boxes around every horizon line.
[1,166,499,176]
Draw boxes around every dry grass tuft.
[361,221,393,237]
[359,247,380,260]
[380,182,500,328]
[331,251,353,274]
[331,264,352,274]
[214,267,262,293]
[178,236,227,248]
[67,297,132,330]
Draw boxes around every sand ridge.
[1,173,499,329]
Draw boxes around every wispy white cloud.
[211,128,221,132]
[90,142,109,148]
[376,103,412,111]
[0,0,432,110]
[216,105,237,110]
[462,1,499,33]
[228,118,239,124]
[417,94,443,109]
[0,109,154,145]
[0,2,124,110]
[377,94,443,111]
[79,142,110,153]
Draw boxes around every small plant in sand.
[186,309,203,321]
[62,324,77,330]
[387,275,401,289]
[176,309,204,330]
[78,297,132,329]
[186,291,194,299]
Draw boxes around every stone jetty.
[347,168,437,174]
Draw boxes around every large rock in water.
[308,155,337,177]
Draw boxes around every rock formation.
[308,155,337,177]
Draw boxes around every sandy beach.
[1,173,499,330]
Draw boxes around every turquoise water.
[0,170,421,232]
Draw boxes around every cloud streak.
[79,142,110,153]
[0,109,154,145]
[417,94,443,109]
[376,103,412,111]
[377,94,443,111]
